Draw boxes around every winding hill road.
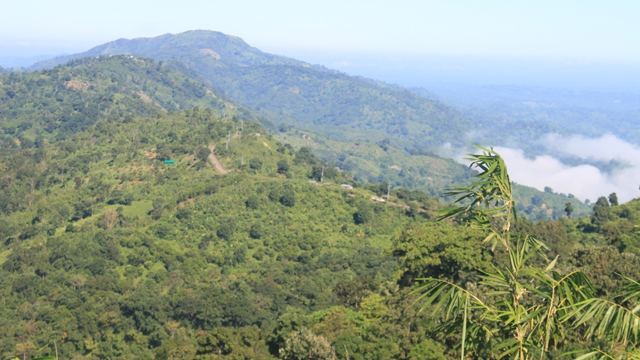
[208,146,228,174]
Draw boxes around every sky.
[2,0,640,63]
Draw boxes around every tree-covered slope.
[3,52,581,222]
[277,128,592,220]
[0,108,442,359]
[30,30,474,149]
[0,55,242,143]
[0,106,638,359]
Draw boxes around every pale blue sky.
[1,0,639,63]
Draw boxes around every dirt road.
[208,146,228,174]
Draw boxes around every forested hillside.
[0,55,244,143]
[277,128,592,220]
[0,106,639,359]
[0,107,440,359]
[7,53,586,221]
[30,30,474,150]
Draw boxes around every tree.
[217,223,233,241]
[277,160,290,174]
[353,201,373,224]
[294,147,316,165]
[280,190,296,207]
[250,158,263,170]
[280,328,335,360]
[246,195,260,210]
[15,341,35,360]
[197,147,211,162]
[609,192,619,206]
[411,146,640,360]
[408,339,446,360]
[250,222,264,239]
[592,196,611,225]
[564,202,574,218]
[102,209,118,230]
[333,276,376,308]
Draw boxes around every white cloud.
[490,134,640,203]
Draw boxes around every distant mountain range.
[31,30,474,151]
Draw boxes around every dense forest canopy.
[2,55,588,221]
[0,55,247,143]
[0,105,639,359]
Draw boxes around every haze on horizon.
[2,1,639,66]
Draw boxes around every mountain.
[1,51,637,358]
[3,51,584,222]
[30,31,304,70]
[1,55,249,142]
[31,30,474,150]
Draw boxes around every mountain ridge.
[29,30,475,151]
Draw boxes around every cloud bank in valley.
[493,134,640,203]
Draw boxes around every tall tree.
[609,192,619,206]
[564,202,574,218]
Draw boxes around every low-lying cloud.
[494,134,640,203]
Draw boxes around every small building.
[308,180,317,184]
[341,184,353,189]
[371,196,386,203]
[164,160,175,165]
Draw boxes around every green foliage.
[408,339,446,360]
[353,201,373,225]
[412,147,640,360]
[609,192,619,206]
[279,328,335,360]
[0,55,238,143]
[392,222,491,283]
[250,157,264,170]
[195,326,273,359]
[277,159,290,174]
[0,108,418,359]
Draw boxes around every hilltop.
[31,30,474,150]
[0,55,258,143]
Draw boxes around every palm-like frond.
[565,348,640,360]
[438,146,516,250]
[411,278,495,359]
[414,145,640,360]
[563,297,640,346]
